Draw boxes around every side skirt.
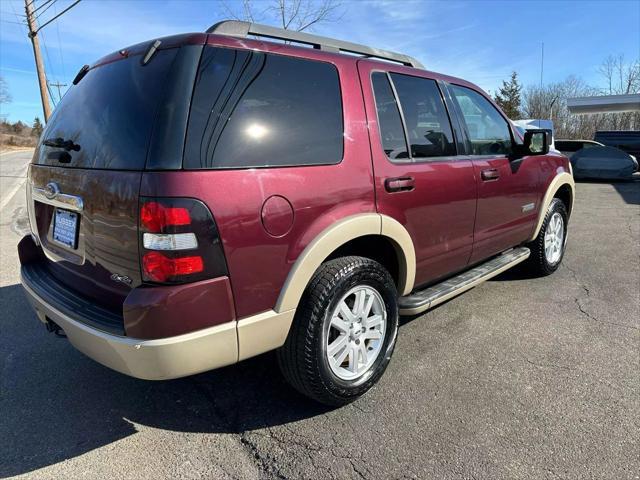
[398,247,530,316]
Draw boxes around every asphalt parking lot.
[1,150,638,479]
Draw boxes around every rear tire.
[524,198,568,276]
[277,256,399,406]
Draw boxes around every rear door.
[27,45,186,310]
[446,83,540,264]
[358,61,477,288]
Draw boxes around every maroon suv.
[19,21,575,406]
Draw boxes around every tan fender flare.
[237,213,416,360]
[275,213,416,314]
[530,172,575,241]
[380,215,416,296]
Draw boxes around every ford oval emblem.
[44,182,60,200]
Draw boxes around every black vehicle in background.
[594,131,640,159]
[556,136,638,180]
[555,139,604,157]
[570,146,637,180]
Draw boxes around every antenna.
[540,42,544,89]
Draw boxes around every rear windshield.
[184,46,343,169]
[35,48,178,170]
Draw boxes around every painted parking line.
[0,177,27,211]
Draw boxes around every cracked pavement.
[1,150,638,479]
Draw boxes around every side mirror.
[523,129,550,156]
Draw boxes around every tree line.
[0,117,43,148]
[494,54,639,140]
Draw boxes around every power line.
[39,29,56,81]
[49,80,67,102]
[24,0,83,121]
[53,1,67,81]
[9,1,28,34]
[32,0,55,14]
[0,10,25,18]
[1,19,27,25]
[46,79,57,107]
[33,0,57,22]
[24,0,52,120]
[35,0,81,34]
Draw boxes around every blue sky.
[1,0,639,123]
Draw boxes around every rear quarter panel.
[142,43,374,319]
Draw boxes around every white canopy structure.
[567,94,640,114]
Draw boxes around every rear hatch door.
[27,40,194,310]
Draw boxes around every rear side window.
[371,73,409,160]
[450,85,512,156]
[36,48,178,170]
[389,74,456,158]
[184,47,343,169]
[372,72,455,161]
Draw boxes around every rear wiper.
[43,137,81,152]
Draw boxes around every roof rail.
[206,20,424,69]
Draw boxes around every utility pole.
[49,81,67,103]
[25,0,52,122]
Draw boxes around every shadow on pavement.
[611,179,640,205]
[576,177,640,205]
[0,283,330,478]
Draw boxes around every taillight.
[139,197,227,284]
[142,252,204,283]
[140,202,191,232]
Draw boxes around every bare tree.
[598,54,640,95]
[522,55,640,140]
[0,76,11,105]
[221,0,343,31]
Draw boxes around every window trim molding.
[369,69,461,165]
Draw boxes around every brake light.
[140,201,191,233]
[139,197,228,284]
[142,252,204,282]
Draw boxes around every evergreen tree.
[32,117,43,138]
[495,72,522,119]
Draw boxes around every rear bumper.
[21,270,239,380]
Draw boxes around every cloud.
[0,67,36,76]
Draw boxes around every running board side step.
[398,247,530,316]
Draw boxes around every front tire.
[277,256,399,406]
[525,198,568,276]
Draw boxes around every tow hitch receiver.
[45,318,67,338]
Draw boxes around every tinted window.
[184,47,343,169]
[36,48,178,170]
[371,72,409,160]
[451,85,512,156]
[390,74,455,158]
[556,141,581,152]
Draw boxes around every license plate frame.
[52,208,79,249]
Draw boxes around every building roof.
[567,94,640,114]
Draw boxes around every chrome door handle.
[481,168,500,181]
[385,176,415,192]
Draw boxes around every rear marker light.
[140,201,191,232]
[143,232,198,251]
[142,252,204,283]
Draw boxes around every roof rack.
[206,20,424,69]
